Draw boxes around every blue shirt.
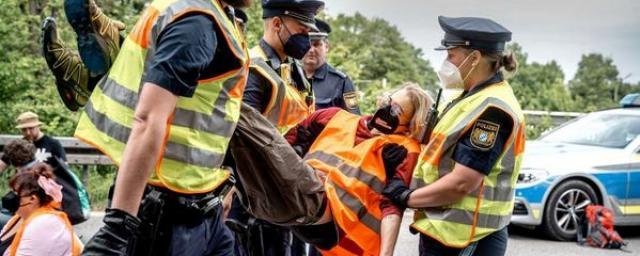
[143,8,240,98]
[309,63,360,114]
[448,73,514,175]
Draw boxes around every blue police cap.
[309,19,331,39]
[435,16,512,53]
[262,0,325,31]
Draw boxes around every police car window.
[540,113,640,149]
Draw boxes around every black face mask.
[2,191,20,214]
[278,20,311,59]
[368,103,402,134]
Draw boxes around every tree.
[0,0,143,136]
[326,13,437,113]
[568,53,622,111]
[507,43,574,112]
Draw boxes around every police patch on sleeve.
[343,91,359,109]
[470,119,500,150]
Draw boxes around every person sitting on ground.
[0,139,89,226]
[230,83,433,255]
[0,112,67,173]
[0,163,82,256]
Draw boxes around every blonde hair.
[402,83,433,140]
[379,82,434,141]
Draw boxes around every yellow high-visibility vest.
[75,0,249,194]
[249,46,314,134]
[412,80,526,247]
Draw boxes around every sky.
[320,0,640,83]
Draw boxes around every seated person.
[230,83,433,255]
[0,139,89,226]
[0,139,36,172]
[1,163,82,256]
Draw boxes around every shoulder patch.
[343,91,359,109]
[469,119,500,150]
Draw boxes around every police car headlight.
[517,168,549,184]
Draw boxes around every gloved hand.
[383,177,413,208]
[292,126,314,156]
[82,208,141,255]
[381,143,408,180]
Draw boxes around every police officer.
[226,1,324,256]
[76,0,253,254]
[302,19,360,114]
[383,16,525,256]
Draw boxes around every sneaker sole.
[42,18,82,112]
[65,0,108,76]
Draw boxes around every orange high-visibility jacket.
[304,110,421,255]
[7,205,82,256]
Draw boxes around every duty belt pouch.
[230,103,325,225]
[134,189,171,256]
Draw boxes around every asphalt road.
[75,211,639,256]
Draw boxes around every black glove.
[82,208,141,256]
[292,126,314,157]
[381,143,408,180]
[382,177,414,208]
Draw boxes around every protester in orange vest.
[1,163,82,256]
[230,83,432,256]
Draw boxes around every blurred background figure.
[0,163,83,256]
[303,18,360,114]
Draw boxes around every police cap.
[435,16,512,53]
[262,0,325,31]
[309,18,331,40]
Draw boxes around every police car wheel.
[542,180,599,241]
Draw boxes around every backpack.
[50,157,91,225]
[577,205,627,250]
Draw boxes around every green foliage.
[568,53,622,112]
[525,115,554,139]
[326,13,438,114]
[507,43,575,112]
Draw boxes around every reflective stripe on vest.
[411,81,526,248]
[74,0,249,194]
[304,110,421,255]
[249,46,314,134]
[8,205,82,256]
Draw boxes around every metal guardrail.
[0,134,112,186]
[0,134,112,165]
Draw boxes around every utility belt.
[146,175,235,222]
[133,175,235,255]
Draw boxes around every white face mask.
[437,52,476,90]
[437,59,465,90]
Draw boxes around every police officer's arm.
[110,14,217,215]
[243,70,272,112]
[407,107,514,208]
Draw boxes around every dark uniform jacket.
[309,63,360,114]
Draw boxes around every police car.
[511,94,640,241]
